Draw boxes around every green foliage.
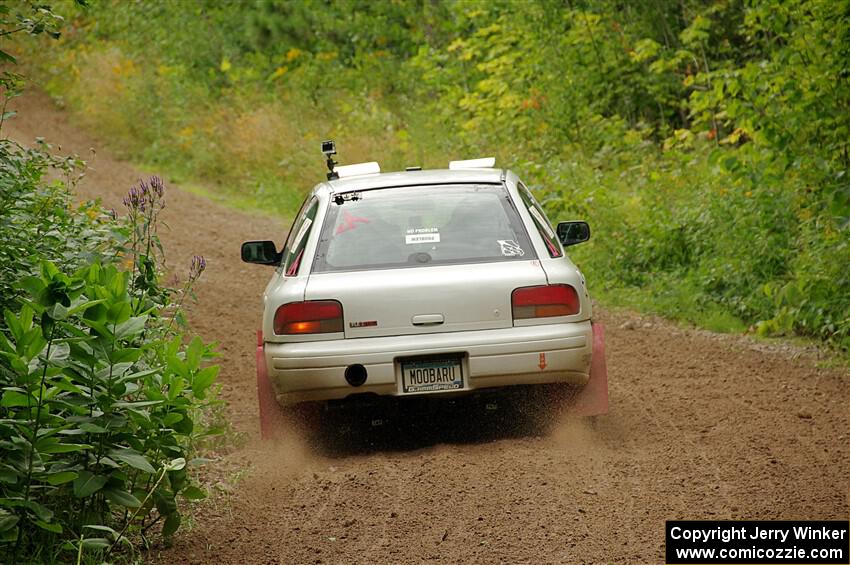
[0,261,204,556]
[0,85,220,565]
[0,0,75,64]
[0,176,221,562]
[19,0,850,349]
[0,137,118,316]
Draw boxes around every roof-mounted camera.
[321,140,338,180]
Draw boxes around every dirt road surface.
[7,92,848,564]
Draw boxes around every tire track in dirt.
[8,91,849,564]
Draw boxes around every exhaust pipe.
[344,364,367,387]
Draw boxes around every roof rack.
[448,157,495,170]
[333,162,381,178]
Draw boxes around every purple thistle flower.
[150,175,165,198]
[123,176,166,212]
[189,255,207,281]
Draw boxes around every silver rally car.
[242,150,608,436]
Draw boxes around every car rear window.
[281,197,318,276]
[517,182,563,258]
[312,184,536,272]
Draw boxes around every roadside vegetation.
[15,0,850,350]
[1,3,222,563]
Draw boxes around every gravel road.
[8,92,848,564]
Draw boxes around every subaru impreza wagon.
[242,154,608,437]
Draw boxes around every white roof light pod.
[449,157,496,170]
[333,162,381,178]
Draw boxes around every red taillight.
[511,284,580,320]
[273,301,343,335]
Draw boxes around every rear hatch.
[307,182,545,338]
[305,261,548,338]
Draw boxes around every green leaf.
[82,319,111,338]
[114,316,147,339]
[112,400,162,409]
[153,488,178,515]
[168,467,188,492]
[109,448,156,474]
[51,379,84,395]
[173,413,194,434]
[162,511,181,537]
[84,524,132,548]
[0,470,18,484]
[48,302,69,321]
[73,471,108,498]
[29,500,53,522]
[79,422,107,434]
[0,332,13,354]
[46,471,78,485]
[0,353,29,378]
[103,488,141,508]
[162,412,184,426]
[117,367,158,382]
[111,347,142,364]
[1,390,33,407]
[181,486,207,501]
[66,298,106,316]
[35,519,62,533]
[106,301,132,325]
[46,341,70,363]
[96,362,133,380]
[186,336,204,369]
[83,524,120,535]
[0,515,19,533]
[80,537,110,549]
[40,443,92,454]
[165,457,186,472]
[0,526,17,542]
[0,499,53,522]
[192,365,220,398]
[17,276,45,298]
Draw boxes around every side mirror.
[556,221,590,247]
[241,241,281,266]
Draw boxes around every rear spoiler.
[449,157,495,170]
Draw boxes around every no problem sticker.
[406,227,440,244]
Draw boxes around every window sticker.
[405,227,440,245]
[497,239,525,256]
[292,217,313,248]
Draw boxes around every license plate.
[401,357,464,394]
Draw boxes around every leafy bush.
[0,137,220,562]
[0,136,115,315]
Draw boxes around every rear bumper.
[264,321,593,406]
